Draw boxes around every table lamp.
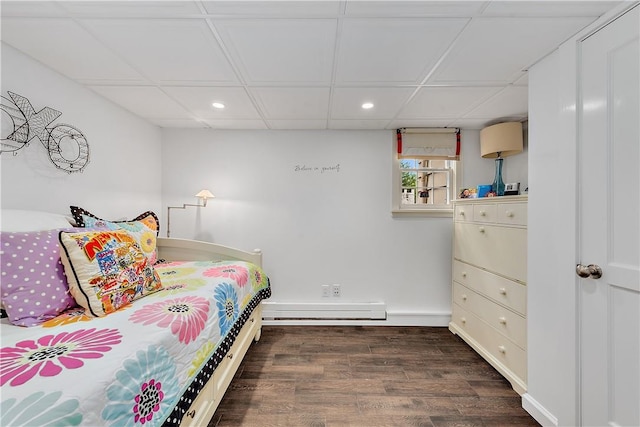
[480,122,523,196]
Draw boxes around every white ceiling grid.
[0,1,620,129]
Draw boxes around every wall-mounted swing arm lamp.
[167,189,215,238]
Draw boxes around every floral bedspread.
[0,260,271,427]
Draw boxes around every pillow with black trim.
[70,206,159,235]
[59,229,163,317]
[70,206,160,264]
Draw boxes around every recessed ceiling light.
[212,102,225,109]
[361,102,374,109]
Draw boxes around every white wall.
[1,43,162,219]
[460,127,529,194]
[526,47,579,426]
[524,4,632,425]
[162,129,456,323]
[1,40,530,326]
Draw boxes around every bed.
[0,210,271,427]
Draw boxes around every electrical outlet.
[332,284,341,297]
[322,284,330,297]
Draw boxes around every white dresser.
[449,195,528,395]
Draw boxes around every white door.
[578,5,640,427]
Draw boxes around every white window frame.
[391,138,461,217]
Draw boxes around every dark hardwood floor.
[208,326,540,427]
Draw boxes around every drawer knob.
[461,317,466,324]
[186,409,196,419]
[506,210,514,217]
[480,210,486,216]
[479,227,485,233]
[462,294,467,301]
[499,288,507,295]
[461,272,467,278]
[499,316,507,325]
[227,352,234,360]
[459,210,465,216]
[498,345,506,354]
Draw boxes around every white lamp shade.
[195,189,215,199]
[480,122,523,158]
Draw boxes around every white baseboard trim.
[522,393,558,427]
[386,311,451,326]
[262,302,387,321]
[262,306,450,326]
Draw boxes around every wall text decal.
[294,163,340,174]
[1,91,89,173]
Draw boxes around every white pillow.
[0,209,73,232]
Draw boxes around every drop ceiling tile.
[482,1,619,17]
[149,119,211,128]
[83,19,238,84]
[1,1,68,17]
[446,118,493,130]
[204,119,268,129]
[213,19,336,84]
[59,1,202,17]
[336,18,469,84]
[388,118,457,129]
[429,16,595,84]
[1,0,611,130]
[329,120,392,129]
[331,87,415,119]
[88,86,192,119]
[345,1,485,17]
[202,1,341,16]
[514,73,529,86]
[251,87,330,119]
[162,86,261,119]
[452,116,528,130]
[1,18,146,82]
[464,86,528,119]
[398,86,501,119]
[267,120,328,129]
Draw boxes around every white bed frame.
[156,238,264,426]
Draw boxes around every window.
[400,159,454,206]
[392,128,460,216]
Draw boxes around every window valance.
[396,128,460,160]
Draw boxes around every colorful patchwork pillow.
[69,207,159,265]
[0,229,78,326]
[59,229,163,317]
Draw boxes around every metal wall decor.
[1,91,89,173]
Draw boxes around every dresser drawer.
[455,205,472,222]
[454,223,527,283]
[473,204,498,223]
[453,282,526,349]
[498,202,527,226]
[453,261,526,315]
[451,304,527,384]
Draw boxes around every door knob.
[576,264,602,279]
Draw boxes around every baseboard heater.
[261,302,387,320]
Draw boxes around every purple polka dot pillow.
[0,229,78,326]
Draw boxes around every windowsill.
[391,208,453,218]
